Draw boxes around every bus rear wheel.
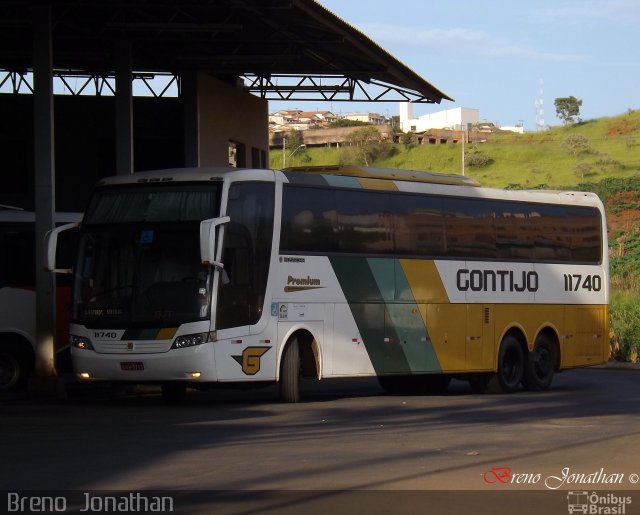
[280,338,300,403]
[487,335,524,394]
[0,341,33,392]
[522,336,555,391]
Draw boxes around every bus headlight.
[71,335,94,350]
[171,333,208,349]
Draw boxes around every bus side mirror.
[199,216,230,268]
[45,221,81,273]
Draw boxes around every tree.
[342,126,392,166]
[286,129,303,151]
[554,96,583,126]
[328,119,370,128]
[573,162,592,180]
[402,131,414,149]
[562,134,591,156]
[464,150,493,168]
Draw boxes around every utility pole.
[461,127,465,176]
[282,135,286,168]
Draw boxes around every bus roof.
[284,165,481,187]
[91,167,603,211]
[94,167,236,187]
[94,166,480,188]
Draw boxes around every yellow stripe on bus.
[157,327,178,340]
[399,259,450,304]
[356,178,399,191]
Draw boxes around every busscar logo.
[281,256,306,263]
[284,275,324,293]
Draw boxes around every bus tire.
[280,338,300,403]
[487,335,524,394]
[161,382,187,405]
[522,336,555,391]
[0,341,34,392]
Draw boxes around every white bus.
[0,206,82,391]
[46,166,609,403]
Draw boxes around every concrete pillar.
[115,40,133,174]
[182,71,200,167]
[32,4,57,389]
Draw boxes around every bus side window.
[216,183,274,330]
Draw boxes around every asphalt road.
[1,367,639,514]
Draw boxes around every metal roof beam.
[244,74,440,103]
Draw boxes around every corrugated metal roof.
[0,0,451,104]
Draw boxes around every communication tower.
[534,78,545,131]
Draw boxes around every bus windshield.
[73,184,222,328]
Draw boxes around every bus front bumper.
[71,344,217,383]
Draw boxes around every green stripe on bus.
[373,259,441,373]
[121,328,167,340]
[331,256,442,375]
[324,175,361,189]
[330,256,411,375]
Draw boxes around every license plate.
[120,362,144,371]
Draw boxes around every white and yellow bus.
[46,166,609,402]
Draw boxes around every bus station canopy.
[0,0,452,104]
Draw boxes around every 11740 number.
[563,274,602,292]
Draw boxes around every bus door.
[215,182,274,332]
[213,182,275,379]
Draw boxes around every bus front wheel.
[280,338,300,403]
[487,336,524,394]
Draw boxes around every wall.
[0,74,271,210]
[400,104,480,132]
[197,73,268,167]
[269,124,394,148]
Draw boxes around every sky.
[270,0,640,131]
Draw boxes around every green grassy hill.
[271,109,640,239]
[271,109,640,189]
[270,109,640,361]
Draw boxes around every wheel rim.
[0,353,20,390]
[533,346,552,380]
[502,347,522,387]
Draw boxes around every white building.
[500,125,525,134]
[400,103,479,132]
[343,112,387,125]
